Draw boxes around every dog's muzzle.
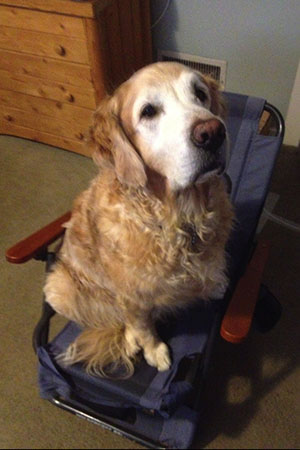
[190,118,228,179]
[191,118,226,152]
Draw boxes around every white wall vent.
[157,50,227,90]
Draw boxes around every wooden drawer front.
[0,103,90,142]
[1,119,92,156]
[0,69,96,109]
[0,49,92,88]
[0,26,89,63]
[0,0,98,18]
[0,5,86,37]
[0,88,92,130]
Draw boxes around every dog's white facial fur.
[119,63,227,191]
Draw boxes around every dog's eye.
[194,86,207,103]
[140,103,158,119]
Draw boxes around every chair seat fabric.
[38,301,218,415]
[38,302,218,449]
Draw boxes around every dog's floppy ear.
[89,94,147,187]
[203,75,227,118]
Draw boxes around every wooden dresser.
[0,0,152,156]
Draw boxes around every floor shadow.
[194,318,299,447]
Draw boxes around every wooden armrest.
[5,212,71,264]
[220,240,270,344]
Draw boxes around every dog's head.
[90,62,228,192]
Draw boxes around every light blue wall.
[151,0,300,117]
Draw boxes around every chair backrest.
[223,92,284,276]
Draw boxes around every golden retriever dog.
[44,62,233,378]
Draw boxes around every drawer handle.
[65,93,74,103]
[55,45,66,56]
[5,114,13,122]
[76,133,85,141]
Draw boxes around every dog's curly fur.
[44,62,233,377]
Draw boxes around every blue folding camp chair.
[6,92,284,449]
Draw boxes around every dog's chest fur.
[62,168,233,307]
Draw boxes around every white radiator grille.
[158,50,227,89]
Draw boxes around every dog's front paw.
[144,342,171,371]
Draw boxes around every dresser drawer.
[0,69,96,109]
[0,4,85,37]
[1,103,89,142]
[0,49,93,88]
[1,118,91,156]
[0,88,92,130]
[0,0,99,17]
[0,26,89,63]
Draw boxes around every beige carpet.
[1,136,299,449]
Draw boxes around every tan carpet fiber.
[1,136,299,449]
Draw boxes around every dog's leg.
[125,312,171,372]
[44,262,80,323]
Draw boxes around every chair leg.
[32,299,56,353]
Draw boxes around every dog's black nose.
[191,119,226,151]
